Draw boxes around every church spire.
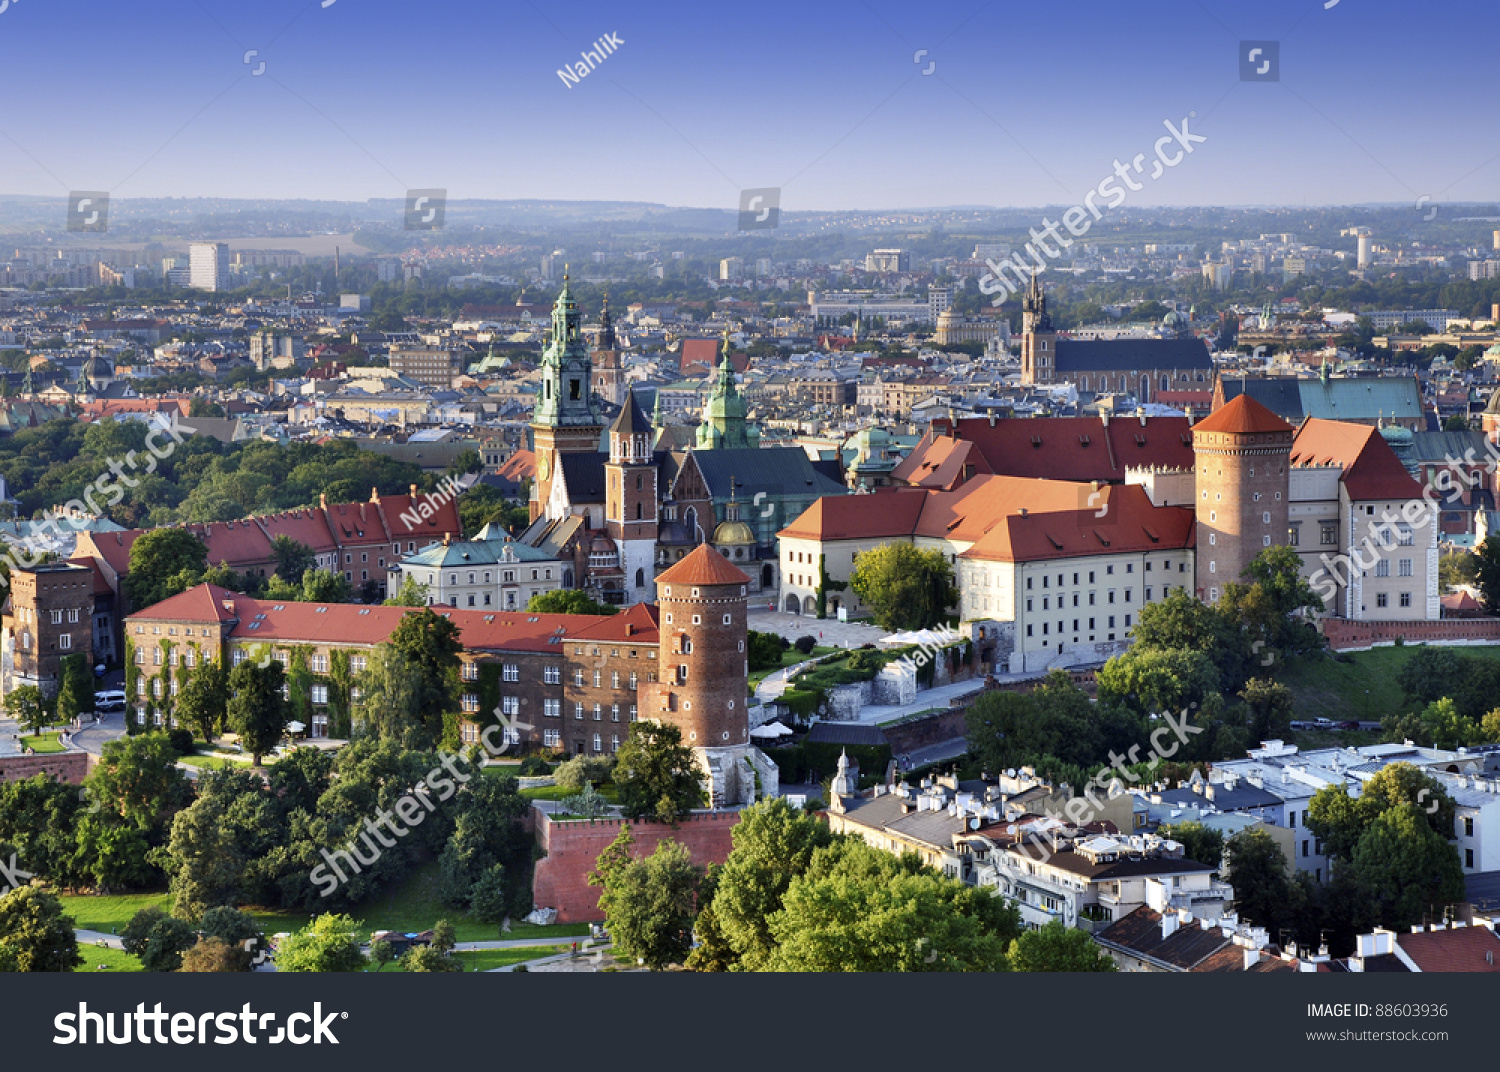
[598,293,617,351]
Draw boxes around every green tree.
[368,939,395,971]
[594,838,702,970]
[1097,646,1220,717]
[384,609,462,745]
[300,569,352,603]
[384,575,430,607]
[55,654,93,722]
[121,905,199,972]
[198,905,261,969]
[849,543,957,631]
[1307,763,1455,862]
[449,448,482,477]
[765,841,1016,971]
[270,535,316,583]
[179,936,243,972]
[4,685,48,737]
[1474,535,1500,614]
[123,528,209,609]
[86,733,192,836]
[687,797,833,972]
[1396,645,1465,705]
[1224,827,1293,929]
[1008,920,1117,972]
[613,721,704,824]
[469,865,510,924]
[746,630,788,672]
[401,944,463,972]
[175,658,229,744]
[527,589,619,616]
[1239,677,1293,742]
[1383,697,1483,749]
[1350,802,1466,929]
[0,885,83,972]
[1160,821,1225,868]
[274,913,367,973]
[226,659,289,765]
[1439,551,1478,592]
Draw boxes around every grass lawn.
[14,731,65,754]
[378,944,567,972]
[77,947,145,973]
[58,891,172,934]
[1281,644,1500,723]
[520,782,618,803]
[747,646,839,692]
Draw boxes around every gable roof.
[889,432,992,490]
[1396,925,1500,972]
[1054,336,1212,373]
[558,452,607,504]
[687,447,846,502]
[1291,419,1423,500]
[779,488,930,541]
[925,415,1195,483]
[655,542,750,587]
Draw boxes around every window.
[1376,592,1388,608]
[184,650,196,668]
[311,654,328,673]
[611,734,620,753]
[351,655,367,672]
[593,670,602,688]
[461,662,478,681]
[1320,523,1338,546]
[1375,560,1390,577]
[1399,558,1412,577]
[1289,525,1300,546]
[1400,592,1411,607]
[611,671,620,689]
[611,704,620,722]
[574,669,584,687]
[68,608,79,623]
[312,685,328,704]
[50,609,62,625]
[503,663,520,682]
[544,729,561,748]
[1398,526,1414,546]
[503,696,520,716]
[544,665,561,685]
[1467,849,1475,868]
[544,699,561,718]
[1302,840,1309,858]
[574,703,583,719]
[1465,816,1475,837]
[461,694,480,713]
[593,733,602,753]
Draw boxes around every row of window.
[537,729,619,753]
[1025,615,1129,638]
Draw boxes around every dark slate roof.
[690,447,847,502]
[805,722,889,746]
[1409,429,1486,465]
[611,389,651,437]
[811,457,845,486]
[1054,337,1212,373]
[559,452,607,503]
[1218,377,1306,422]
[1095,907,1234,970]
[1155,784,1284,812]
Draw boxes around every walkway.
[849,678,987,725]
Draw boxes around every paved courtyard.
[746,606,887,649]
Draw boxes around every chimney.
[410,484,419,498]
[319,493,328,509]
[1161,911,1179,940]
[624,623,633,636]
[1243,944,1262,970]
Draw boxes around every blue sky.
[0,0,1492,210]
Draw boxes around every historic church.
[521,276,846,606]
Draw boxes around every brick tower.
[645,544,778,807]
[605,387,658,605]
[3,562,96,698]
[1020,272,1057,385]
[530,271,603,522]
[591,296,625,407]
[1191,395,1293,601]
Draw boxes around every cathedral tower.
[531,272,604,521]
[605,388,658,604]
[695,329,757,450]
[592,295,625,407]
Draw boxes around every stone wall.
[0,750,92,785]
[824,681,871,721]
[1321,616,1500,652]
[873,663,916,706]
[530,808,742,922]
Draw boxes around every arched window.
[635,502,643,520]
[634,568,645,587]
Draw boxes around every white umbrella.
[749,721,793,739]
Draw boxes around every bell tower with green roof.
[531,270,604,521]
[694,329,758,450]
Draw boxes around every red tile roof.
[127,584,651,651]
[1291,419,1423,501]
[1396,925,1500,972]
[655,543,751,587]
[780,475,1196,563]
[889,432,992,490]
[496,450,535,482]
[1193,394,1291,435]
[925,415,1195,482]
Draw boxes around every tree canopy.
[849,543,958,631]
[613,722,704,824]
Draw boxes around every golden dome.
[713,519,756,545]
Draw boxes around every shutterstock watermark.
[309,708,532,898]
[0,852,32,893]
[978,114,1206,306]
[54,1003,345,1045]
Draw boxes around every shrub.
[554,754,615,790]
[167,728,196,756]
[794,636,817,656]
[518,755,552,776]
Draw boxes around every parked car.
[1338,720,1361,730]
[1312,718,1334,728]
[93,690,126,712]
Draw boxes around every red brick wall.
[1322,617,1500,651]
[531,809,741,922]
[0,750,93,785]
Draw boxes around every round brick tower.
[1191,394,1293,601]
[646,543,776,806]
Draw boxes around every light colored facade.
[188,242,229,292]
[388,536,565,611]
